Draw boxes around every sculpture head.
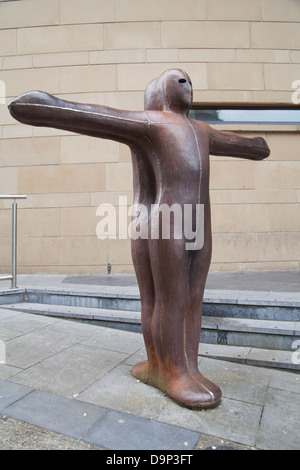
[144,69,193,116]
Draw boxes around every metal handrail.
[0,195,27,288]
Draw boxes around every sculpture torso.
[131,69,211,248]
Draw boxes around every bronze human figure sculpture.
[9,69,270,409]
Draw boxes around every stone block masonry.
[0,0,299,274]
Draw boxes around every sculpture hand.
[9,91,149,143]
[9,91,60,127]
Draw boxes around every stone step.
[3,302,299,356]
[24,289,141,313]
[5,301,299,333]
[0,288,25,305]
[25,288,300,321]
[1,286,299,321]
[202,302,300,322]
[202,316,299,336]
[2,302,299,371]
[201,316,299,351]
[198,343,299,372]
[3,302,141,325]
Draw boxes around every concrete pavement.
[0,271,299,450]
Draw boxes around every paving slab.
[0,301,299,450]
[124,345,147,366]
[1,271,299,305]
[157,396,263,447]
[199,343,251,363]
[269,368,300,394]
[0,309,57,341]
[82,409,200,451]
[77,363,169,420]
[0,364,23,381]
[256,388,300,450]
[265,386,300,409]
[5,327,87,369]
[198,357,272,405]
[204,271,300,293]
[2,389,108,440]
[0,309,18,320]
[43,317,105,338]
[63,274,138,287]
[0,380,33,411]
[247,348,296,370]
[9,343,129,398]
[81,328,145,355]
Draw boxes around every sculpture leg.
[138,236,221,409]
[131,237,159,382]
[184,253,222,403]
[183,215,222,405]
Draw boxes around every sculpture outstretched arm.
[8,91,149,145]
[203,123,270,160]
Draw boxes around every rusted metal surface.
[9,69,270,409]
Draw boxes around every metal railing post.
[0,195,27,289]
[11,200,17,289]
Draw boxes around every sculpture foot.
[131,361,221,410]
[131,360,149,383]
[166,378,222,410]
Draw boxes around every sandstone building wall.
[0,0,299,274]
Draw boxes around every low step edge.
[1,302,299,371]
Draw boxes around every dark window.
[190,106,300,125]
